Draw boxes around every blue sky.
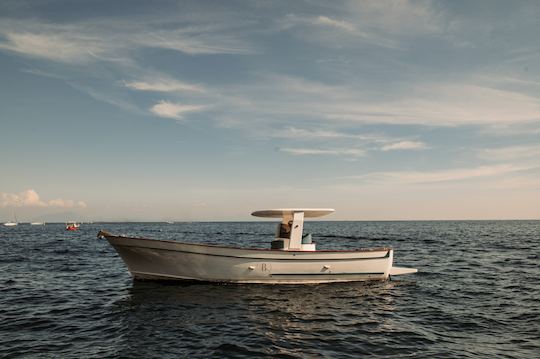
[1,0,539,221]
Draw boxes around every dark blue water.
[1,221,539,358]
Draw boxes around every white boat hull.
[102,232,415,284]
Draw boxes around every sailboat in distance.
[4,210,18,227]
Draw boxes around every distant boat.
[30,222,46,226]
[4,210,18,227]
[100,208,417,284]
[66,222,80,231]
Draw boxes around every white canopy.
[251,208,335,218]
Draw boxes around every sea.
[1,221,539,358]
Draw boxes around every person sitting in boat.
[279,221,293,239]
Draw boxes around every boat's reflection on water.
[113,279,417,357]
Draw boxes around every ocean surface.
[1,221,539,358]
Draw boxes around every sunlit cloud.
[320,83,540,126]
[0,17,256,65]
[381,141,427,151]
[277,13,397,49]
[349,164,536,184]
[273,127,390,142]
[135,30,256,55]
[279,147,366,157]
[314,15,356,32]
[124,78,204,93]
[48,198,88,208]
[0,189,86,208]
[277,0,446,50]
[219,74,540,127]
[478,144,540,162]
[0,31,106,63]
[150,100,206,120]
[280,15,356,32]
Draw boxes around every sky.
[1,0,539,221]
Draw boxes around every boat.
[30,222,46,226]
[4,210,18,227]
[66,222,80,231]
[99,208,417,284]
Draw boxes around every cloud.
[279,147,366,157]
[0,31,106,63]
[272,127,389,142]
[0,17,256,65]
[278,13,396,49]
[135,30,256,55]
[277,0,447,50]
[381,141,427,151]
[124,79,204,93]
[339,83,540,126]
[478,144,540,162]
[281,15,356,32]
[228,75,540,127]
[48,198,88,208]
[350,164,536,184]
[345,0,444,36]
[2,3,540,138]
[314,16,356,32]
[0,189,86,208]
[150,100,206,120]
[265,74,345,95]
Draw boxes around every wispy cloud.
[150,100,206,120]
[3,7,539,131]
[350,164,536,184]
[273,127,390,142]
[339,83,540,125]
[345,0,444,36]
[135,30,256,55]
[0,17,256,64]
[279,147,366,157]
[478,144,540,162]
[0,189,86,208]
[313,16,356,32]
[0,31,107,63]
[124,78,204,93]
[229,76,540,126]
[280,15,356,33]
[271,127,427,153]
[278,13,397,49]
[381,140,427,151]
[277,0,447,50]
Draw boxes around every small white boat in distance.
[100,208,417,284]
[30,222,46,226]
[4,210,18,226]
